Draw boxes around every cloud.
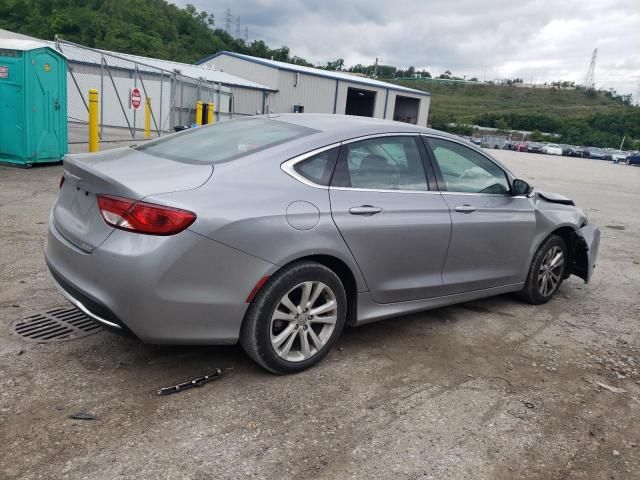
[176,0,639,96]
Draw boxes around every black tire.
[519,235,568,305]
[240,261,347,374]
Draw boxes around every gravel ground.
[1,150,639,480]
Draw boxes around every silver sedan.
[45,114,600,373]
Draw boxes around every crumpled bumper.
[574,224,600,283]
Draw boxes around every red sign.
[130,87,142,110]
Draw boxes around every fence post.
[207,102,214,124]
[196,101,203,126]
[88,89,99,152]
[145,97,151,139]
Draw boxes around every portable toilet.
[0,39,68,166]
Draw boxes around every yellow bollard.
[207,102,215,125]
[88,89,99,152]
[196,101,203,126]
[145,96,151,139]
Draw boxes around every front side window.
[427,138,510,194]
[137,118,316,164]
[333,136,428,191]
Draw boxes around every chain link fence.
[55,38,234,146]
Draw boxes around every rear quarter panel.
[149,153,369,293]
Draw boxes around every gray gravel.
[1,151,639,479]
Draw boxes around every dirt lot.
[1,151,639,479]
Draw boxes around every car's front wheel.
[240,261,347,374]
[519,235,568,305]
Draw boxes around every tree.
[495,118,509,134]
[323,58,344,71]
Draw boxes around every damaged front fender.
[571,224,600,283]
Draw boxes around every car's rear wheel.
[627,158,631,165]
[519,235,568,305]
[240,261,347,374]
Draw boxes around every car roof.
[261,113,441,139]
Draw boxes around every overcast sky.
[176,0,639,98]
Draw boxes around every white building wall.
[272,70,337,114]
[230,86,264,116]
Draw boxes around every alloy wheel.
[537,246,564,297]
[270,281,338,362]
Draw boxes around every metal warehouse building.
[198,52,432,125]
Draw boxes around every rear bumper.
[47,263,137,338]
[44,215,276,344]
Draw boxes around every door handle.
[454,204,478,214]
[349,205,383,216]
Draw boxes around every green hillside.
[391,80,639,148]
[0,0,304,65]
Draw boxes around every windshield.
[137,117,317,164]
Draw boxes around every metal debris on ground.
[69,411,97,420]
[157,369,223,396]
[523,401,535,409]
[595,381,626,394]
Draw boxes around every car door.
[329,134,451,304]
[422,135,536,295]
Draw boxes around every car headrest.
[359,154,390,171]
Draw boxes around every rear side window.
[137,118,316,164]
[332,136,428,191]
[293,148,339,186]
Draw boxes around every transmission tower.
[236,17,241,39]
[583,48,597,89]
[244,26,249,43]
[224,8,232,35]
[635,82,640,106]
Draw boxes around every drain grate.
[12,307,102,343]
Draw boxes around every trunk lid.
[52,147,212,253]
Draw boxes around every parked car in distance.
[559,144,571,156]
[626,151,640,165]
[527,142,544,153]
[45,114,600,374]
[543,143,563,156]
[567,146,587,158]
[470,137,482,146]
[585,147,607,160]
[516,141,528,152]
[611,150,628,163]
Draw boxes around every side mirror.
[512,178,533,196]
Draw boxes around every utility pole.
[236,17,241,39]
[583,48,597,89]
[244,26,249,43]
[225,8,232,35]
[373,57,379,78]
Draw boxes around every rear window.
[137,117,316,164]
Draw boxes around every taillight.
[97,195,196,236]
[59,175,65,189]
